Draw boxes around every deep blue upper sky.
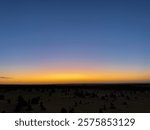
[0,0,150,82]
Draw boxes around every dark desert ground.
[0,83,150,113]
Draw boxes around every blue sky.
[0,0,150,83]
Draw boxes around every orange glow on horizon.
[0,68,150,84]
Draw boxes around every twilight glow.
[0,0,150,84]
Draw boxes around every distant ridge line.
[0,83,150,90]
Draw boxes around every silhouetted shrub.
[74,91,85,98]
[69,108,74,113]
[126,95,130,100]
[26,104,33,111]
[14,95,28,112]
[110,103,116,109]
[61,107,67,113]
[79,100,82,104]
[123,102,127,105]
[40,102,46,111]
[99,108,103,113]
[101,96,105,100]
[7,99,11,104]
[31,96,40,105]
[91,92,98,98]
[0,95,5,100]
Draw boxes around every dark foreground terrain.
[0,83,150,113]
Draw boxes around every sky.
[0,0,150,84]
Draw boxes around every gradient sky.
[0,0,150,84]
